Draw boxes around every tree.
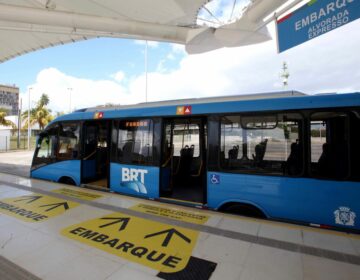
[0,108,16,128]
[38,94,50,108]
[22,93,54,130]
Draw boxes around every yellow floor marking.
[131,203,209,225]
[159,196,203,205]
[52,188,103,201]
[61,212,200,273]
[0,193,79,222]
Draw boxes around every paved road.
[0,150,33,177]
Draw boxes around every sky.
[0,0,359,114]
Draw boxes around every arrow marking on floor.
[39,202,70,212]
[144,228,191,247]
[99,217,130,231]
[14,195,42,204]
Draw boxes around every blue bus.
[31,91,360,232]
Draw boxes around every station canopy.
[0,0,288,62]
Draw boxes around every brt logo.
[122,168,148,184]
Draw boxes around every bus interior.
[81,120,110,189]
[160,118,207,204]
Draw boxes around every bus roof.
[54,91,360,123]
[80,90,306,112]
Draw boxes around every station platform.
[0,172,360,280]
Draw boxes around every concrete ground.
[0,172,360,280]
[0,150,33,177]
[0,152,360,280]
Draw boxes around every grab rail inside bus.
[83,150,96,160]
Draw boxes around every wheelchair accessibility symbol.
[210,174,220,184]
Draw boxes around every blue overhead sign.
[277,0,360,52]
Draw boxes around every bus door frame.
[159,116,208,204]
[80,119,111,188]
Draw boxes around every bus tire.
[58,177,76,186]
[220,203,266,219]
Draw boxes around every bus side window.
[35,125,58,159]
[37,135,52,158]
[310,112,349,180]
[220,113,303,176]
[350,111,360,181]
[33,124,59,169]
[58,122,80,160]
[117,119,154,165]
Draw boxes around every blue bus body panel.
[110,163,159,199]
[37,93,360,232]
[52,93,360,124]
[82,160,96,179]
[207,172,360,230]
[31,160,81,185]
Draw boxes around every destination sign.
[277,0,360,52]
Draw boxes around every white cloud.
[156,59,167,73]
[159,44,186,70]
[111,71,125,83]
[22,68,128,113]
[24,20,360,113]
[136,21,360,103]
[167,53,175,60]
[170,43,186,55]
[143,20,360,102]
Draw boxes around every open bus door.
[81,120,111,189]
[160,117,207,204]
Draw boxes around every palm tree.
[0,108,16,128]
[38,94,50,108]
[22,93,54,130]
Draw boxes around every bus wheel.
[220,203,266,219]
[59,177,76,186]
